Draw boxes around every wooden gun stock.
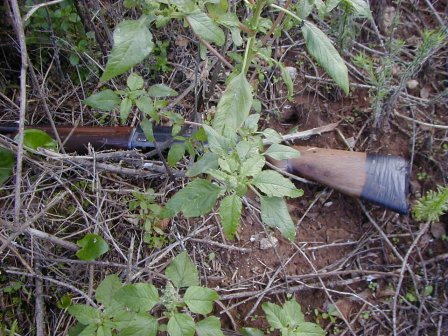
[269,146,410,214]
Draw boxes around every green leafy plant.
[0,148,14,186]
[75,233,109,261]
[413,185,448,222]
[241,298,325,336]
[67,251,223,336]
[128,189,169,248]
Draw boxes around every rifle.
[0,124,409,214]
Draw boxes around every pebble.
[259,236,278,250]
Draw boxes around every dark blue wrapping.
[361,153,410,214]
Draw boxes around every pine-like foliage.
[413,186,448,222]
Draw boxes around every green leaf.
[219,194,242,239]
[202,124,232,156]
[302,21,349,94]
[167,143,186,167]
[120,97,132,124]
[114,283,159,312]
[136,95,157,121]
[261,302,289,329]
[101,18,154,81]
[96,325,113,336]
[84,90,120,111]
[240,155,265,178]
[140,118,155,142]
[240,327,265,336]
[279,63,294,100]
[147,84,178,98]
[242,114,260,132]
[0,148,14,185]
[118,313,158,336]
[264,144,300,160]
[76,233,109,261]
[186,11,225,46]
[184,286,219,314]
[165,179,222,218]
[186,152,220,177]
[261,128,282,144]
[283,299,305,328]
[296,0,314,19]
[252,170,303,198]
[127,73,144,91]
[261,197,296,240]
[213,73,253,137]
[67,304,101,325]
[167,313,195,336]
[18,129,58,151]
[294,322,326,335]
[171,0,196,13]
[165,251,199,288]
[343,0,372,19]
[196,316,224,336]
[95,275,123,307]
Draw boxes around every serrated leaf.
[296,0,314,19]
[202,124,232,156]
[186,152,220,177]
[0,148,14,185]
[127,73,144,91]
[236,140,259,161]
[213,73,253,137]
[242,113,260,132]
[114,283,159,312]
[118,313,158,336]
[165,251,199,288]
[262,302,289,329]
[136,95,157,120]
[294,322,326,335]
[264,144,300,160]
[101,18,154,81]
[252,170,303,198]
[167,143,186,167]
[240,328,265,336]
[219,194,242,239]
[165,179,221,218]
[167,313,195,336]
[184,286,219,314]
[120,97,132,124]
[196,316,224,336]
[84,90,120,111]
[279,63,294,100]
[283,299,305,328]
[76,233,109,261]
[140,118,155,142]
[67,304,101,325]
[186,11,225,46]
[261,197,296,240]
[147,84,178,98]
[18,129,58,151]
[240,155,265,178]
[302,21,349,94]
[343,0,372,19]
[95,275,123,307]
[262,128,282,144]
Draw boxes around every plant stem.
[242,0,266,75]
[270,3,303,23]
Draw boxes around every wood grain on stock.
[270,146,367,197]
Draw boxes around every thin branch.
[23,0,65,22]
[8,0,28,226]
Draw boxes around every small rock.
[420,86,431,99]
[285,66,298,80]
[259,236,278,250]
[430,222,446,239]
[323,201,333,207]
[407,79,419,90]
